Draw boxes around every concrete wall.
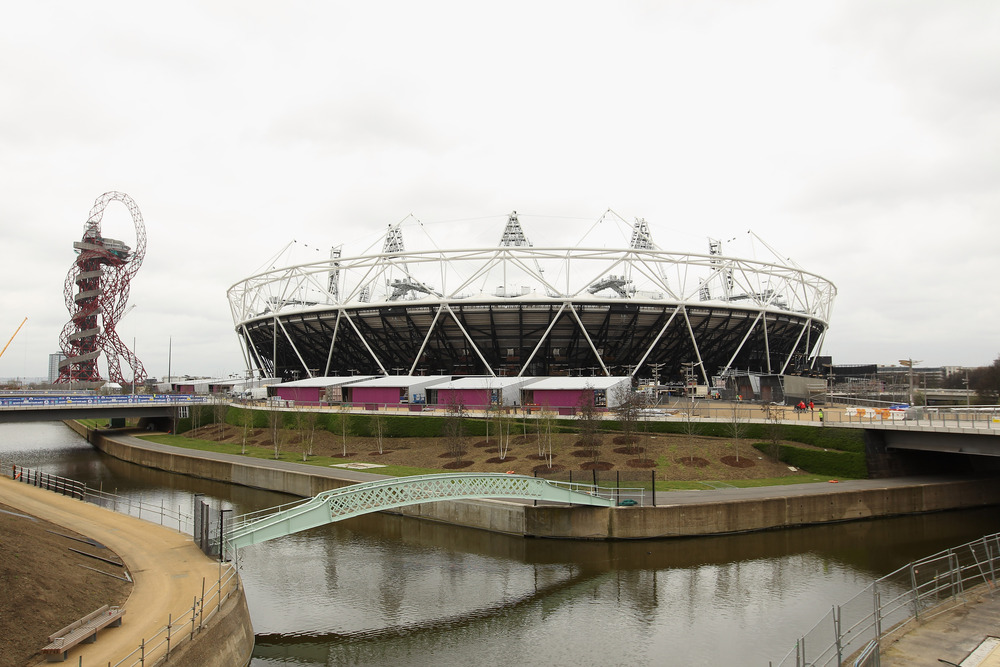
[169,587,255,667]
[524,479,1000,539]
[74,423,1000,541]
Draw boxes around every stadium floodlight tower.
[56,191,147,386]
[227,210,837,384]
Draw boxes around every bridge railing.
[238,397,1000,431]
[773,531,1000,666]
[0,393,210,408]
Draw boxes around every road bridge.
[225,473,615,549]
[0,394,207,424]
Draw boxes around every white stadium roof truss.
[228,218,836,382]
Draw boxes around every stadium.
[226,211,836,387]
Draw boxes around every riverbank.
[0,475,254,667]
[77,423,1000,540]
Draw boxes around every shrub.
[753,442,867,478]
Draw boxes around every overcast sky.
[2,1,998,382]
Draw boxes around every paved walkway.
[0,475,224,667]
[880,586,1000,666]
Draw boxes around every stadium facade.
[227,212,836,385]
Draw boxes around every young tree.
[496,406,513,461]
[680,398,700,463]
[297,409,319,461]
[213,395,229,439]
[577,386,603,464]
[444,397,467,459]
[612,383,642,455]
[268,408,283,460]
[537,411,556,469]
[761,402,785,461]
[727,400,749,461]
[337,403,351,456]
[240,407,254,455]
[371,411,386,455]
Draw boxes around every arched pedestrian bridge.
[226,473,614,549]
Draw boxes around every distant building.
[48,352,66,384]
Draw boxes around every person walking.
[808,400,815,412]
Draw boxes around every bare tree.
[297,409,319,461]
[680,398,700,462]
[612,383,642,454]
[761,402,785,461]
[727,401,749,461]
[444,397,467,459]
[490,402,513,461]
[370,411,387,455]
[268,408,283,460]
[537,411,556,468]
[577,386,603,464]
[338,403,351,456]
[240,407,254,455]
[213,395,229,439]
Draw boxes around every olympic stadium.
[226,211,836,385]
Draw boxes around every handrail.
[774,532,1000,666]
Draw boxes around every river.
[4,421,1000,666]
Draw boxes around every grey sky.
[2,1,998,381]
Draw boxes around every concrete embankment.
[72,423,1000,540]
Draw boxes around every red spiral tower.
[56,191,147,385]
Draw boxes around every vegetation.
[148,399,874,486]
[753,442,867,479]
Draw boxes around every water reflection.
[5,422,1000,665]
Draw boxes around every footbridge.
[226,473,614,549]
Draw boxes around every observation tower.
[56,191,146,385]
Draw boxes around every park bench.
[41,604,125,662]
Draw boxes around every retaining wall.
[72,423,1000,540]
[167,587,254,667]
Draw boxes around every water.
[4,422,1000,665]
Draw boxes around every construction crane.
[0,317,28,361]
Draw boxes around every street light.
[898,358,923,406]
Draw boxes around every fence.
[231,397,1000,431]
[109,561,240,667]
[8,463,193,533]
[6,462,241,666]
[773,532,1000,666]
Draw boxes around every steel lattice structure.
[56,191,147,385]
[226,473,614,549]
[227,212,837,383]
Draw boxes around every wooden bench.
[41,604,125,662]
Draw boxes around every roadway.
[0,393,207,424]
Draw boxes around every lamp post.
[898,358,923,406]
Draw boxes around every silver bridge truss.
[227,238,836,381]
[226,473,614,549]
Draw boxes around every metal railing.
[773,532,1000,666]
[8,463,193,533]
[110,561,240,667]
[5,462,244,666]
[236,397,1000,431]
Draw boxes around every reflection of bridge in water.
[226,473,615,550]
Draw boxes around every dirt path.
[0,476,226,666]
